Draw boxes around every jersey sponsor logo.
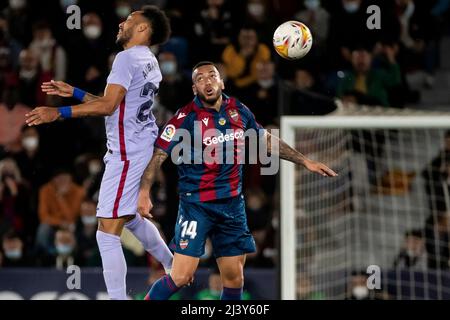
[218,117,226,126]
[202,117,209,127]
[203,129,244,146]
[229,109,239,121]
[177,112,187,120]
[160,124,176,142]
[180,240,189,250]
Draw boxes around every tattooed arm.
[137,148,169,219]
[265,130,338,177]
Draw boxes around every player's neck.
[123,39,149,50]
[203,95,223,112]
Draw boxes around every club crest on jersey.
[180,240,189,250]
[202,118,209,126]
[218,117,227,126]
[160,124,176,142]
[229,109,239,122]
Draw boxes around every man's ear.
[192,85,197,95]
[137,22,148,33]
[220,79,225,90]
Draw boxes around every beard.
[116,27,133,47]
[197,89,222,105]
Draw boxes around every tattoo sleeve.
[265,130,309,166]
[139,148,169,192]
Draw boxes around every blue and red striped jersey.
[155,94,264,202]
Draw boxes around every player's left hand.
[25,107,60,126]
[304,160,338,177]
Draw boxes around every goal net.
[280,103,450,300]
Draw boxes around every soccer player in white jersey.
[25,6,173,300]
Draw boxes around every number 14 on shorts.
[181,221,197,239]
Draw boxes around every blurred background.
[0,0,450,300]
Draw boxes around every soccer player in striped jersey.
[138,61,338,300]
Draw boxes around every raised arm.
[137,148,169,219]
[265,130,338,177]
[41,80,101,102]
[25,84,126,126]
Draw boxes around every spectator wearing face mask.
[29,21,67,98]
[243,0,276,46]
[52,227,78,270]
[0,158,31,240]
[190,0,235,62]
[1,230,32,267]
[66,12,109,90]
[35,169,85,256]
[347,271,371,300]
[328,0,380,70]
[75,199,98,266]
[157,51,193,113]
[15,49,41,107]
[114,0,132,22]
[393,229,427,269]
[222,26,271,88]
[13,126,48,190]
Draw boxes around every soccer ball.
[273,21,313,60]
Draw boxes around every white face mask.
[248,3,264,17]
[9,0,26,10]
[305,0,320,10]
[88,161,101,175]
[82,215,97,226]
[343,1,360,13]
[36,38,55,49]
[258,79,274,89]
[19,69,37,80]
[22,136,39,151]
[352,286,369,299]
[116,6,131,19]
[84,25,101,40]
[56,244,73,256]
[5,248,22,260]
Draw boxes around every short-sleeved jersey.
[105,45,161,161]
[155,94,264,202]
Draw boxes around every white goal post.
[281,107,450,300]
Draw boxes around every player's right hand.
[137,189,153,220]
[41,80,74,98]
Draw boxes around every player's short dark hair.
[140,5,171,46]
[192,61,217,72]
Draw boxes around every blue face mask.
[305,0,320,10]
[343,1,360,13]
[60,0,78,8]
[5,249,22,260]
[160,61,177,76]
[56,244,73,256]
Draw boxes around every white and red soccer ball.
[273,21,313,60]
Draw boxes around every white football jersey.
[105,45,161,161]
